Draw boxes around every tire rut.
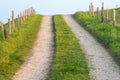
[63,15,120,80]
[12,16,54,80]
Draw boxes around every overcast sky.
[0,0,119,23]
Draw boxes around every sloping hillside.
[0,14,42,80]
[73,8,120,61]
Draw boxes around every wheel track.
[63,15,120,80]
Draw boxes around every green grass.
[49,15,90,80]
[73,11,120,60]
[0,14,42,80]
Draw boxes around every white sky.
[0,0,120,23]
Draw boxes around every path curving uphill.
[63,15,120,80]
[13,16,53,80]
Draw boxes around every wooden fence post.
[106,10,108,23]
[1,22,5,39]
[97,7,99,19]
[26,9,28,17]
[113,9,116,25]
[27,9,29,16]
[30,7,32,14]
[91,3,94,16]
[8,19,12,34]
[89,3,92,16]
[25,9,27,19]
[18,14,20,26]
[20,13,22,24]
[101,2,104,22]
[12,10,15,30]
[22,11,24,21]
[1,22,7,39]
[28,8,30,15]
[19,14,21,25]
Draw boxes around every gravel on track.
[63,15,120,80]
[12,16,54,80]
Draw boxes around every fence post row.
[91,3,94,16]
[89,2,117,25]
[17,7,36,26]
[0,7,36,39]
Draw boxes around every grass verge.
[0,14,42,80]
[49,15,90,80]
[73,12,120,61]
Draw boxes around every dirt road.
[63,15,120,80]
[13,16,53,80]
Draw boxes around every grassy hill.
[0,14,42,80]
[73,8,120,62]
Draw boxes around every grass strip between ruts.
[49,15,90,80]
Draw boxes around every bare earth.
[63,15,120,80]
[13,16,53,80]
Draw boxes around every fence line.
[89,2,117,25]
[0,7,36,39]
